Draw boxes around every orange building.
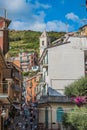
[26,74,40,103]
[26,76,37,103]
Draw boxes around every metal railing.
[38,96,71,104]
[12,84,22,92]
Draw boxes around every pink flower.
[71,96,86,107]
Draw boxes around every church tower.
[39,30,50,57]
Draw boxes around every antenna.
[0,8,7,18]
[66,23,68,33]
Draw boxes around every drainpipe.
[47,103,52,130]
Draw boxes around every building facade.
[36,31,87,129]
[12,60,23,103]
[0,16,23,130]
[38,34,87,96]
[26,74,41,103]
[0,17,11,55]
[19,51,38,72]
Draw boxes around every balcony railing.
[12,84,22,92]
[42,63,48,68]
[20,59,29,63]
[39,77,45,84]
[21,62,29,66]
[38,95,72,104]
[14,72,23,80]
[13,97,20,103]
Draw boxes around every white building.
[36,31,87,129]
[37,33,87,97]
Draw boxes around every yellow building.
[79,24,87,36]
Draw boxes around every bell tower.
[39,30,50,57]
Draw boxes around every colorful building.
[19,51,38,72]
[0,17,11,55]
[26,74,41,103]
[0,16,23,130]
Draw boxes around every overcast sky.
[0,0,87,32]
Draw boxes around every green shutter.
[57,107,64,122]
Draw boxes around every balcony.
[42,63,48,68]
[0,81,12,103]
[37,71,43,75]
[12,96,20,104]
[12,84,22,92]
[21,62,29,66]
[20,59,29,63]
[39,77,46,85]
[38,96,72,104]
[14,72,22,80]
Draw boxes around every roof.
[40,30,48,38]
[79,24,87,30]
[13,60,22,72]
[48,87,63,96]
[26,73,41,82]
[13,60,20,68]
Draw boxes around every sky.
[0,0,87,32]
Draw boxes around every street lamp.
[1,110,6,130]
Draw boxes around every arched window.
[56,107,64,122]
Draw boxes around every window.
[42,41,44,46]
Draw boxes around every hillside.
[8,30,65,57]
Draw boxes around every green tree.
[63,77,87,130]
[65,77,87,97]
[64,107,87,130]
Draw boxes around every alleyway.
[5,104,38,130]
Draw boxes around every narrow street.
[6,104,38,130]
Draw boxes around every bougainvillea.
[71,96,87,107]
